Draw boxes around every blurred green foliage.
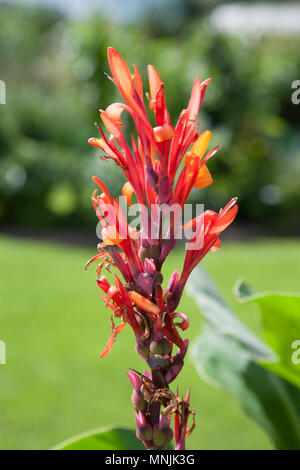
[0,3,299,231]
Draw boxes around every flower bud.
[131,390,147,411]
[150,338,172,356]
[153,426,173,447]
[138,246,153,263]
[136,343,150,359]
[136,425,153,442]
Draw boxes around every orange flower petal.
[193,164,213,189]
[148,64,163,103]
[133,64,143,100]
[128,291,160,316]
[105,102,130,125]
[187,77,201,122]
[92,176,113,204]
[100,110,123,139]
[210,204,238,235]
[122,181,134,206]
[89,137,119,162]
[85,253,105,271]
[153,124,175,142]
[107,47,134,101]
[102,225,124,246]
[100,318,126,358]
[210,237,221,252]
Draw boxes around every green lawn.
[0,235,299,450]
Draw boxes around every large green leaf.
[186,268,275,361]
[188,268,300,449]
[52,426,146,450]
[235,280,300,389]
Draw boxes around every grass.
[0,235,299,450]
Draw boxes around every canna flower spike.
[87,47,238,450]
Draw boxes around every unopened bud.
[150,338,172,356]
[136,343,150,359]
[136,425,153,442]
[153,426,173,447]
[139,247,153,262]
[131,390,147,411]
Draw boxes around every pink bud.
[167,270,179,291]
[127,369,142,391]
[144,258,157,275]
[131,390,147,411]
[135,410,147,428]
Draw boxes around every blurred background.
[1,0,300,235]
[0,0,300,450]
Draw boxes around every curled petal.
[85,253,105,271]
[88,137,104,148]
[89,137,120,162]
[100,316,126,358]
[153,124,175,142]
[100,110,123,139]
[105,102,131,125]
[171,312,189,331]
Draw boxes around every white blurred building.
[210,3,300,37]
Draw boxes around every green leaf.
[188,267,300,449]
[52,426,146,450]
[235,280,300,389]
[191,327,300,449]
[186,268,275,361]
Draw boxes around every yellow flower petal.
[190,130,211,159]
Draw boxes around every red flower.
[87,47,238,450]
